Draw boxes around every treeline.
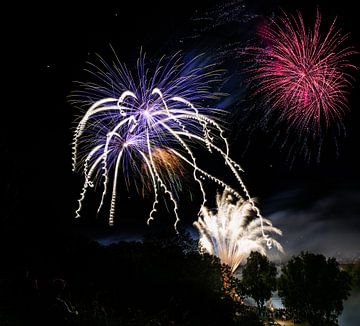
[0,231,354,326]
[234,251,352,326]
[1,232,256,326]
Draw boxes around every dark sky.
[2,0,359,259]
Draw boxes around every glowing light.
[246,10,356,140]
[194,191,283,274]
[140,147,185,197]
[71,51,270,243]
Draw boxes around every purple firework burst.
[71,50,271,247]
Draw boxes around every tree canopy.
[240,251,277,315]
[278,252,351,326]
[3,231,263,326]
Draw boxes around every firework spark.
[71,51,269,240]
[140,147,186,198]
[194,191,283,274]
[246,10,356,142]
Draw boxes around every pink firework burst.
[248,10,356,135]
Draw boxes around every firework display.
[3,3,360,326]
[247,10,356,136]
[71,52,268,239]
[194,191,283,274]
[70,6,357,261]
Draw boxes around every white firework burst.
[194,191,283,274]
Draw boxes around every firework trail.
[181,0,258,62]
[245,10,356,158]
[194,191,283,274]
[140,147,186,198]
[71,50,270,242]
[191,0,256,33]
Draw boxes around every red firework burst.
[248,10,356,135]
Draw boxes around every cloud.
[265,187,360,261]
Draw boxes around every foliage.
[4,232,254,326]
[343,261,360,289]
[278,252,351,326]
[239,251,277,315]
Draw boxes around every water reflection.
[339,290,360,326]
[265,290,360,325]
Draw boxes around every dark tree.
[57,234,239,325]
[240,251,277,315]
[278,252,351,326]
[345,261,360,289]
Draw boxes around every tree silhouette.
[278,252,351,325]
[240,251,277,315]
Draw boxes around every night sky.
[2,0,360,260]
